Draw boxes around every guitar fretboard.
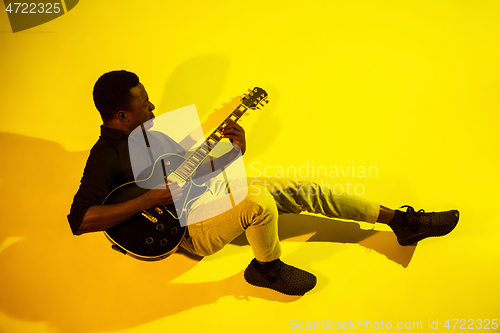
[173,103,249,180]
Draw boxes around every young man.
[68,70,459,296]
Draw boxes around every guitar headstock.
[242,87,269,110]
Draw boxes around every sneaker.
[244,258,316,296]
[390,205,459,246]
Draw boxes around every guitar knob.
[146,237,154,245]
[171,227,178,235]
[156,224,164,231]
[160,238,168,246]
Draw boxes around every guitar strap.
[140,123,155,166]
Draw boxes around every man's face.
[126,82,155,131]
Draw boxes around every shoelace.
[261,260,283,283]
[400,205,434,230]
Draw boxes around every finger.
[222,129,241,136]
[224,124,243,132]
[166,182,181,191]
[223,122,243,132]
[222,130,245,139]
[172,188,183,195]
[222,132,237,140]
[153,183,168,190]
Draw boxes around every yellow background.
[1,0,499,332]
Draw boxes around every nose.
[149,102,155,111]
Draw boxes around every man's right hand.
[77,182,183,235]
[145,182,183,207]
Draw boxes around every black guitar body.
[103,153,208,261]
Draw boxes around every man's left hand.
[221,120,246,155]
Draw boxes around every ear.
[118,111,129,122]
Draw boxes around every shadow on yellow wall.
[0,132,416,333]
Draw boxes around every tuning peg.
[248,88,252,92]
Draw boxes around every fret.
[179,165,191,174]
[183,168,194,175]
[176,171,189,179]
[171,172,186,182]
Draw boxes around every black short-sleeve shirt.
[67,126,134,235]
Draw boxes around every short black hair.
[93,70,140,122]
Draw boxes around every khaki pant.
[180,177,380,262]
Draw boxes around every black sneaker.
[390,205,459,246]
[244,258,316,296]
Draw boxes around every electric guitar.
[103,88,269,261]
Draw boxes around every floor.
[1,0,499,332]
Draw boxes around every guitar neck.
[172,102,249,181]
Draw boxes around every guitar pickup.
[142,211,158,223]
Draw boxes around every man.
[68,70,459,296]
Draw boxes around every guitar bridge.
[142,211,158,223]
